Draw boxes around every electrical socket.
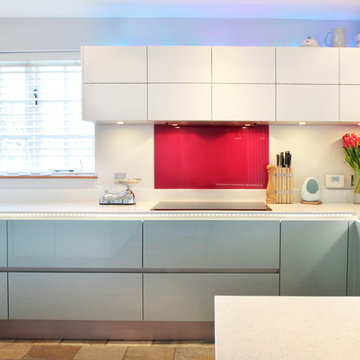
[114,172,126,180]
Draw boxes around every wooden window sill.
[0,175,97,179]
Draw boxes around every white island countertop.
[215,296,360,360]
[0,201,358,220]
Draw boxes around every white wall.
[1,17,360,202]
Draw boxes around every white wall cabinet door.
[148,46,211,83]
[212,46,275,84]
[82,46,147,83]
[340,85,360,122]
[83,84,147,122]
[277,85,338,122]
[340,48,360,84]
[213,84,275,121]
[276,48,339,84]
[148,84,211,121]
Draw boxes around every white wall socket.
[325,174,345,188]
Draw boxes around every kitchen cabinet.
[144,274,279,321]
[82,46,147,123]
[339,48,360,85]
[277,85,338,122]
[340,86,360,122]
[0,273,7,319]
[212,46,275,83]
[143,220,279,321]
[83,84,147,122]
[147,46,211,83]
[276,47,339,84]
[348,221,360,296]
[82,45,360,124]
[82,46,147,83]
[148,84,211,121]
[8,220,142,268]
[280,220,348,296]
[212,84,275,121]
[9,273,142,320]
[144,220,280,268]
[0,221,6,267]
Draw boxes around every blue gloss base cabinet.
[348,220,360,296]
[8,220,142,268]
[280,220,348,296]
[0,273,7,319]
[143,220,280,321]
[9,273,142,320]
[0,221,7,320]
[144,274,279,321]
[6,220,143,321]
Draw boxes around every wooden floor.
[0,340,215,360]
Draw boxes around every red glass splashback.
[154,124,269,189]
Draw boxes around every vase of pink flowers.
[342,133,360,204]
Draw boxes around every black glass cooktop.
[151,201,272,211]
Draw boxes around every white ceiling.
[1,0,360,20]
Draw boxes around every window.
[0,52,95,175]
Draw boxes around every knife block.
[275,167,293,204]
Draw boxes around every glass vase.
[354,170,360,204]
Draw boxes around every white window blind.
[0,52,95,174]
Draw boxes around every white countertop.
[215,296,360,360]
[0,201,357,220]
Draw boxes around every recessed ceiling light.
[116,121,124,125]
[357,123,360,126]
[172,124,178,126]
[175,126,181,129]
[244,123,251,127]
[298,121,306,125]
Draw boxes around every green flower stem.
[354,170,360,194]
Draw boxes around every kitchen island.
[215,296,360,360]
[0,201,359,340]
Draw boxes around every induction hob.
[151,201,272,211]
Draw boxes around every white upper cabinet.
[277,85,338,122]
[147,46,211,83]
[148,84,211,121]
[212,47,275,83]
[213,84,275,121]
[83,84,147,122]
[276,48,339,84]
[340,86,360,122]
[340,48,360,84]
[82,46,147,83]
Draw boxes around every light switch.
[325,174,345,188]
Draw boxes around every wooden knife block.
[274,167,293,204]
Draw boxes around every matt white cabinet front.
[277,85,338,122]
[212,46,275,83]
[213,84,275,121]
[340,85,360,122]
[276,48,339,84]
[340,48,360,84]
[82,46,147,83]
[148,84,211,121]
[147,46,211,83]
[83,84,147,122]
